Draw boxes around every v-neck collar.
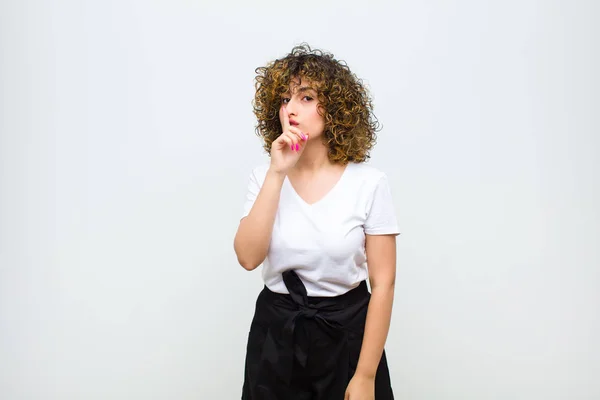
[285,162,353,207]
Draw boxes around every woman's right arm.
[233,168,286,271]
[234,104,307,270]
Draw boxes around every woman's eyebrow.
[297,86,316,93]
[282,86,316,96]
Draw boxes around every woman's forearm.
[234,168,286,270]
[355,284,395,378]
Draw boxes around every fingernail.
[291,144,294,150]
[301,133,306,140]
[295,144,299,151]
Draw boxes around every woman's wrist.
[267,166,288,178]
[354,367,377,380]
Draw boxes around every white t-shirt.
[241,162,400,297]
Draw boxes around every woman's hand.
[269,105,309,174]
[344,374,375,400]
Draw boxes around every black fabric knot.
[299,307,318,319]
[259,270,346,385]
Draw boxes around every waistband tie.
[265,270,347,385]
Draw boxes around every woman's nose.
[285,98,298,115]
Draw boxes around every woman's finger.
[288,126,308,142]
[282,131,299,150]
[280,105,291,132]
[276,134,293,150]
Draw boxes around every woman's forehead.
[285,77,319,94]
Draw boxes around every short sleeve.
[364,173,400,235]
[241,168,261,219]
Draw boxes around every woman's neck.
[293,138,332,173]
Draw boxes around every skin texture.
[235,44,397,399]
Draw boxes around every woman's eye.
[281,96,312,104]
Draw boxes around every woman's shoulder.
[347,162,389,184]
[251,162,271,174]
[248,161,391,186]
[248,162,271,183]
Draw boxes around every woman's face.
[279,77,325,139]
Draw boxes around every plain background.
[1,0,598,399]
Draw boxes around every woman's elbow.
[234,239,262,271]
[238,259,260,271]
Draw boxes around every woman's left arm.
[355,233,397,379]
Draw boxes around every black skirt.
[242,270,394,399]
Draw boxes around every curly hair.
[252,43,381,164]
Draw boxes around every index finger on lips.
[280,105,291,132]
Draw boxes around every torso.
[248,162,399,297]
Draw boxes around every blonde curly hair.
[252,43,382,164]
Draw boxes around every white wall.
[1,0,598,399]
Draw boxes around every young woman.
[234,44,400,400]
